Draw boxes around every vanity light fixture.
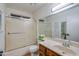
[52,3,78,14]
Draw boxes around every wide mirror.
[38,4,79,42]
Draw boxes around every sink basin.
[53,45,76,55]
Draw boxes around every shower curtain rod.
[5,16,31,21]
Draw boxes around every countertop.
[39,39,79,56]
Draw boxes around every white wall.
[33,3,59,20]
[66,6,79,42]
[33,3,59,41]
[5,8,33,18]
[0,3,5,52]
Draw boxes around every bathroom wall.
[33,3,59,40]
[33,3,59,20]
[5,8,33,18]
[0,3,5,52]
[66,5,79,42]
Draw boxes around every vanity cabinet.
[39,44,46,56]
[39,44,60,56]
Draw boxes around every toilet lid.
[30,45,38,49]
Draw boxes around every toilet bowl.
[30,45,38,56]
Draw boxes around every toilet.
[30,45,38,56]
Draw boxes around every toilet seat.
[30,45,38,56]
[30,45,38,52]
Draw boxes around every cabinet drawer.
[46,49,59,56]
[39,44,46,53]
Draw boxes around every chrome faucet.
[63,40,70,48]
[62,33,70,48]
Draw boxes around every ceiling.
[6,3,51,13]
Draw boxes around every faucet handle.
[66,33,70,36]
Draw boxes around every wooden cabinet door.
[46,49,59,56]
[39,44,46,56]
[39,50,45,56]
[39,44,46,53]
